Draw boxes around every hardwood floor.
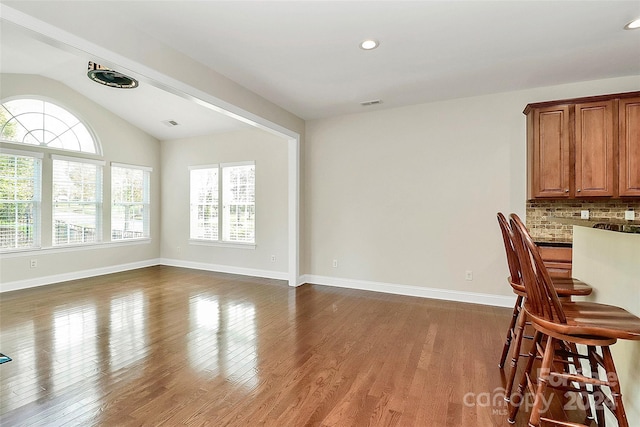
[0,266,594,426]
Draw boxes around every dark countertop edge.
[535,241,573,248]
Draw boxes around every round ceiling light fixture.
[87,61,139,89]
[624,17,640,30]
[359,39,379,50]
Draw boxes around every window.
[52,156,103,246]
[0,149,42,250]
[111,163,151,240]
[222,164,256,243]
[190,162,255,244]
[190,167,219,240]
[1,98,99,154]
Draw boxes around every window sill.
[189,239,256,250]
[0,238,152,258]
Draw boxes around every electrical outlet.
[465,270,473,281]
[30,259,37,268]
[271,255,277,262]
[625,210,635,221]
[332,259,338,268]
[580,210,589,220]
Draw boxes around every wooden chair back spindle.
[496,213,522,285]
[509,214,567,325]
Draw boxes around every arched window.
[0,98,100,154]
[1,97,107,251]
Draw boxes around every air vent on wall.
[360,99,382,106]
[87,61,138,89]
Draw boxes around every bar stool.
[496,213,592,400]
[508,213,640,426]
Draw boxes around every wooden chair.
[496,213,592,401]
[508,213,640,427]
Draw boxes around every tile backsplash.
[526,200,640,242]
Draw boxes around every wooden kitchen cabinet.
[618,96,640,197]
[526,91,640,199]
[527,105,571,198]
[574,100,615,197]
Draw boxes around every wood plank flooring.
[0,266,594,426]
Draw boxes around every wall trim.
[1,262,512,308]
[0,259,289,293]
[301,274,515,308]
[159,258,289,281]
[0,259,161,293]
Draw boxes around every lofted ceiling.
[0,20,251,141]
[1,1,639,135]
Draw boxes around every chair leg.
[601,346,629,427]
[505,303,526,400]
[508,330,542,424]
[499,295,523,368]
[565,342,594,422]
[588,345,606,426]
[528,335,556,427]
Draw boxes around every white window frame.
[0,147,43,251]
[189,161,256,248]
[51,154,104,247]
[111,162,152,241]
[0,96,101,155]
[0,96,150,255]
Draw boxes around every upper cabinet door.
[618,97,640,197]
[528,105,571,198]
[574,100,615,197]
[526,91,640,200]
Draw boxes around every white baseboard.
[0,259,162,293]
[1,262,512,309]
[301,274,516,308]
[0,258,288,293]
[159,258,289,281]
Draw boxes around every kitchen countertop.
[532,216,640,247]
[547,216,640,234]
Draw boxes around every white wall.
[160,129,288,277]
[304,76,640,302]
[0,74,161,290]
[2,73,638,303]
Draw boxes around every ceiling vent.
[87,61,138,89]
[360,99,382,106]
[161,120,180,127]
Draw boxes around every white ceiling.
[2,1,640,132]
[0,20,251,141]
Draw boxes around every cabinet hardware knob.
[565,189,569,193]
[577,189,581,192]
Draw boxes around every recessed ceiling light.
[624,17,640,30]
[359,39,379,50]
